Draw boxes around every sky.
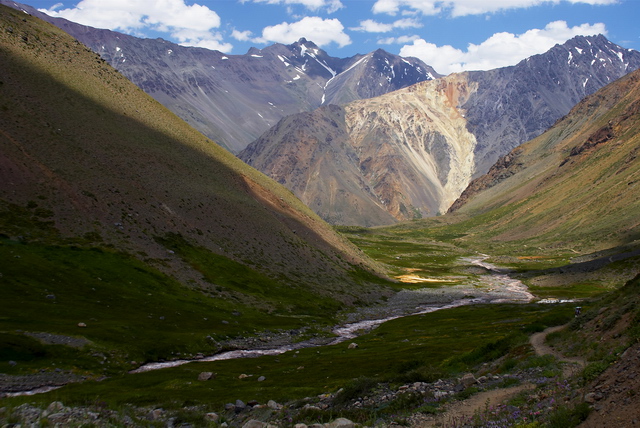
[25,0,640,75]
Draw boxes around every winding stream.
[130,255,535,374]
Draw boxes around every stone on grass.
[205,412,220,422]
[198,371,215,381]
[326,418,356,428]
[460,373,477,388]
[267,400,282,410]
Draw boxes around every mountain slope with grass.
[448,67,640,255]
[0,4,391,380]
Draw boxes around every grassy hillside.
[0,4,391,377]
[383,69,640,296]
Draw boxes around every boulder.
[460,373,477,388]
[267,400,282,410]
[198,372,215,381]
[347,343,358,349]
[326,418,356,428]
[242,420,266,428]
[205,412,220,423]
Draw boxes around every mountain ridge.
[1,0,439,153]
[241,34,640,226]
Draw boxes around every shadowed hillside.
[0,5,391,375]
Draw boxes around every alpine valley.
[2,2,640,428]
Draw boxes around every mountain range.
[1,0,439,153]
[240,35,640,225]
[5,1,638,227]
[2,4,640,424]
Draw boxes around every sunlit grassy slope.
[448,69,640,254]
[0,5,392,372]
[342,70,640,297]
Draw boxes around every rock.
[295,424,308,428]
[205,412,220,422]
[247,400,259,407]
[239,373,252,379]
[348,343,358,349]
[326,418,356,428]
[46,401,65,413]
[146,408,164,421]
[242,420,266,428]
[224,403,236,411]
[258,376,266,382]
[77,322,87,328]
[267,400,282,410]
[198,371,215,381]
[460,373,476,388]
[235,399,246,412]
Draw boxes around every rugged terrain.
[448,67,640,255]
[0,3,393,388]
[2,0,439,153]
[242,36,640,226]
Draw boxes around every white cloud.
[351,17,421,33]
[378,35,421,45]
[39,0,232,52]
[260,16,351,47]
[399,20,607,74]
[232,29,254,42]
[241,0,343,13]
[373,0,619,17]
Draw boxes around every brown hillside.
[448,68,640,254]
[0,5,388,305]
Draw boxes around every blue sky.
[26,0,639,75]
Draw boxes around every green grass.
[0,236,341,374]
[2,302,573,411]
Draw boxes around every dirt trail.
[530,324,586,377]
[409,324,584,427]
[409,384,535,427]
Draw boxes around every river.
[130,255,536,373]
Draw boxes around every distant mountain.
[448,67,640,253]
[240,35,640,226]
[465,34,640,175]
[1,1,439,153]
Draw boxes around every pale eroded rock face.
[242,75,480,224]
[344,74,478,218]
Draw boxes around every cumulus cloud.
[373,0,619,17]
[231,29,254,42]
[399,20,607,74]
[378,35,421,45]
[241,0,343,13]
[351,18,422,33]
[39,0,232,52]
[260,16,351,47]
